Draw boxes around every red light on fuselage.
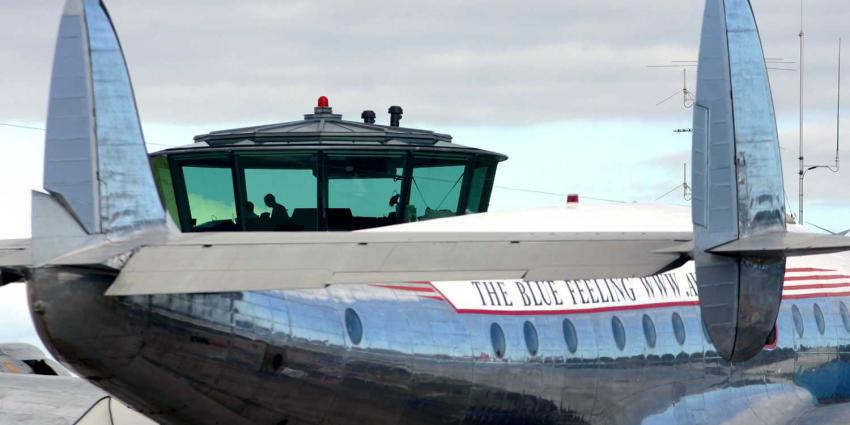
[318,96,329,108]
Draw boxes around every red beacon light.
[566,194,579,206]
[317,96,329,108]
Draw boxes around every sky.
[1,0,848,353]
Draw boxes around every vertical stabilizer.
[41,0,165,238]
[692,0,786,361]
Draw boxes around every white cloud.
[1,0,847,125]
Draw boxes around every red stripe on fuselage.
[783,282,850,290]
[419,295,445,301]
[784,274,850,281]
[782,290,850,300]
[371,284,436,293]
[785,268,835,273]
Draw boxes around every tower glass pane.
[409,153,468,221]
[177,155,237,231]
[326,152,405,230]
[238,152,318,231]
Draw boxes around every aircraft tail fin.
[690,0,850,361]
[33,0,169,265]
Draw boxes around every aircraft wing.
[0,374,109,424]
[103,231,691,296]
[0,239,30,285]
[0,374,157,424]
[0,343,157,424]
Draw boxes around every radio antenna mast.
[837,38,842,171]
[798,0,805,224]
[652,68,695,108]
[800,37,843,224]
[836,38,842,172]
[648,60,791,110]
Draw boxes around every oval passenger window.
[611,316,626,351]
[563,319,578,354]
[523,321,539,356]
[642,314,657,348]
[491,323,506,359]
[792,305,804,338]
[345,308,363,345]
[672,312,686,346]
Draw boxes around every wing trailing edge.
[103,231,691,296]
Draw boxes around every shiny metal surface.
[725,0,785,237]
[83,0,165,235]
[43,0,164,237]
[691,0,786,362]
[26,267,850,425]
[43,0,100,234]
[733,257,785,360]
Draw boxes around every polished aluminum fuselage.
[25,264,850,425]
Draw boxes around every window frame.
[407,152,475,221]
[171,152,240,232]
[235,150,320,231]
[323,150,408,230]
[161,148,500,232]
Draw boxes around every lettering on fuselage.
[432,273,700,315]
[386,266,847,314]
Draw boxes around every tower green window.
[325,152,405,230]
[238,152,318,231]
[409,153,468,221]
[176,154,237,231]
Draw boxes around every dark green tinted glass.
[465,160,496,214]
[410,154,467,221]
[181,158,237,231]
[326,152,405,230]
[150,156,179,227]
[239,153,318,231]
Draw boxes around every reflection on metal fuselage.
[26,266,850,425]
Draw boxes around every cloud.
[1,0,847,126]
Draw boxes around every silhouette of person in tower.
[244,201,260,229]
[264,193,289,225]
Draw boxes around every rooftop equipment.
[388,105,403,127]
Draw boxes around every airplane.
[0,343,157,424]
[3,0,850,423]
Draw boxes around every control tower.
[148,97,507,232]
